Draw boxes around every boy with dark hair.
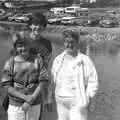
[24,12,53,115]
[23,12,52,64]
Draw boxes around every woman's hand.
[24,95,33,104]
[22,102,31,112]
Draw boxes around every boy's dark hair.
[28,12,47,27]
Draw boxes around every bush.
[46,25,120,44]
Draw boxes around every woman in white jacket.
[51,28,98,120]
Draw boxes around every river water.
[1,35,120,120]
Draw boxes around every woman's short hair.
[62,28,80,43]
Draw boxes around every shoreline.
[0,25,120,45]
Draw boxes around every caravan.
[65,6,89,17]
[65,6,80,14]
[50,7,65,15]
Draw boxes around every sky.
[30,0,56,1]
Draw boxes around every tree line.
[55,0,120,7]
[1,0,120,8]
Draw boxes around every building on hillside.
[79,0,96,3]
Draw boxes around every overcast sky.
[34,0,56,1]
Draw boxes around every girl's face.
[63,37,77,53]
[16,44,29,57]
[30,24,45,35]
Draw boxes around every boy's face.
[30,24,45,35]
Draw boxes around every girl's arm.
[4,85,31,102]
[1,58,30,102]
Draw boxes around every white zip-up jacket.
[49,50,98,107]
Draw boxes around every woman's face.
[63,37,77,53]
[16,44,29,57]
[30,24,45,36]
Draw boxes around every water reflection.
[90,42,120,57]
[89,43,120,120]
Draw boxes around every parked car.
[87,19,101,27]
[106,10,116,15]
[48,17,61,25]
[8,13,32,23]
[61,16,89,26]
[99,19,119,28]
[16,13,32,23]
[8,14,22,22]
[61,16,77,25]
[88,12,104,27]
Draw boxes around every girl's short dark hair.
[62,28,80,43]
[13,32,29,49]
